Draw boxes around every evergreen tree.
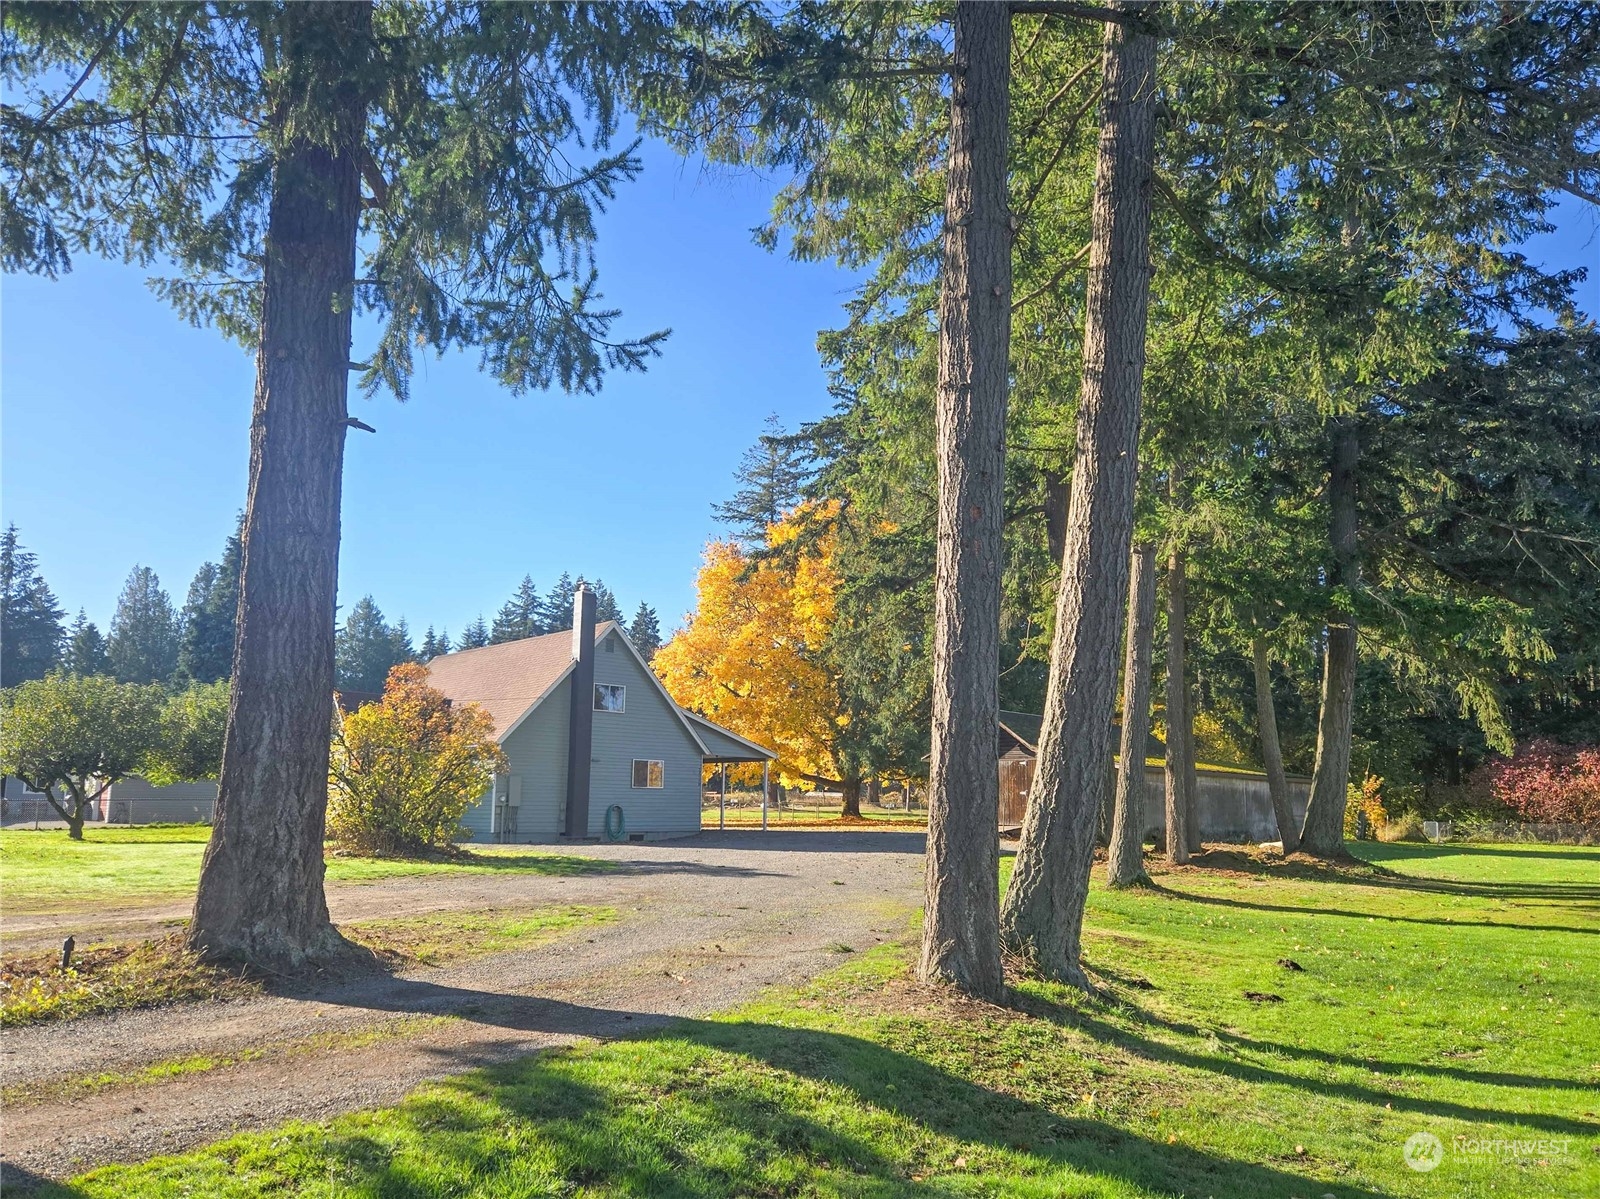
[629,602,663,659]
[419,626,442,661]
[6,3,688,965]
[540,573,579,632]
[592,581,624,625]
[62,610,110,676]
[107,566,180,685]
[458,616,491,650]
[177,520,243,684]
[336,596,411,693]
[389,618,416,670]
[0,524,65,686]
[490,575,543,643]
[712,414,815,547]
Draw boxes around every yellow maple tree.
[654,504,845,791]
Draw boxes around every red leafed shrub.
[1471,740,1600,826]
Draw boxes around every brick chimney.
[564,584,597,837]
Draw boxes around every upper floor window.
[594,683,625,713]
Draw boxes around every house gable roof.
[426,623,770,762]
[425,623,620,741]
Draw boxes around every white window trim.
[631,759,664,789]
[594,683,626,713]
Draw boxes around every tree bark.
[188,2,371,968]
[920,0,1010,1002]
[840,774,863,819]
[1107,543,1156,886]
[1299,420,1360,856]
[1044,468,1070,566]
[999,0,1156,988]
[1252,633,1298,853]
[1163,548,1193,863]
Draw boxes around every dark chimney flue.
[564,584,597,837]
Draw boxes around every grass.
[1,1015,455,1108]
[35,840,1600,1198]
[0,825,612,916]
[345,905,617,967]
[0,905,616,1027]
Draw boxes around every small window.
[594,683,625,713]
[604,639,615,653]
[632,759,664,789]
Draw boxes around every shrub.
[1469,740,1600,826]
[1378,812,1427,842]
[328,664,506,855]
[1344,774,1388,840]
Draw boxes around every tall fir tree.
[0,524,65,686]
[335,596,411,692]
[629,602,662,658]
[62,610,110,676]
[458,615,491,650]
[177,520,243,684]
[592,581,624,625]
[490,575,543,643]
[419,626,444,661]
[107,565,180,685]
[712,414,815,547]
[540,573,579,632]
[5,2,692,965]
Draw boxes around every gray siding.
[586,628,704,836]
[104,777,218,825]
[1137,765,1311,843]
[457,629,705,843]
[461,677,570,843]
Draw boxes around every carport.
[683,711,778,830]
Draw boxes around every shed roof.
[998,709,1167,761]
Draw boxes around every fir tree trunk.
[1164,548,1193,864]
[1299,421,1360,856]
[1252,634,1298,853]
[999,1,1156,987]
[189,2,371,968]
[1107,543,1156,886]
[920,0,1010,1001]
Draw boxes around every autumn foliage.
[653,506,843,791]
[328,663,506,855]
[1471,740,1600,826]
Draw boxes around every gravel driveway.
[0,829,926,1187]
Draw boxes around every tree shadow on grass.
[1145,880,1598,936]
[1082,962,1596,1093]
[1358,843,1600,865]
[23,988,1399,1199]
[1020,989,1598,1140]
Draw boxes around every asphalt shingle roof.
[424,622,619,739]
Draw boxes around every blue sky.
[2,136,1595,643]
[2,139,859,639]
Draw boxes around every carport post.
[719,765,726,831]
[761,761,770,830]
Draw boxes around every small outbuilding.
[425,586,774,842]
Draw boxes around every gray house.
[426,586,773,842]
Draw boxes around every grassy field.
[0,825,611,915]
[37,841,1599,1198]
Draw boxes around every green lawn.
[0,825,611,915]
[39,841,1599,1198]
